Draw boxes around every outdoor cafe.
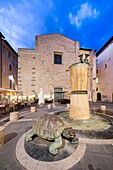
[0,88,35,116]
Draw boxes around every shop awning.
[0,88,21,94]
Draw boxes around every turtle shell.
[33,114,65,140]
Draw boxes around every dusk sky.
[0,0,113,52]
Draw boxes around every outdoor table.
[17,102,21,110]
[0,105,6,115]
[9,103,15,112]
[21,102,25,108]
[14,103,18,111]
[27,102,31,107]
[24,102,27,107]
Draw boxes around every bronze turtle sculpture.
[25,114,78,155]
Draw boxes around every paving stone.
[69,157,84,170]
[86,144,113,157]
[1,160,26,170]
[85,154,109,170]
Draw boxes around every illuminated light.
[44,95,50,98]
[8,75,14,81]
[96,78,98,83]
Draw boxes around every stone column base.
[69,94,90,120]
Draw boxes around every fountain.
[69,54,90,120]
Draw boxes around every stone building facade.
[96,36,113,102]
[18,33,96,102]
[0,32,18,91]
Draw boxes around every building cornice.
[96,36,113,56]
[0,32,5,39]
[2,39,18,57]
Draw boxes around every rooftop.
[96,36,113,56]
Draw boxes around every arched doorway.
[97,92,101,101]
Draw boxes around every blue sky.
[0,0,113,52]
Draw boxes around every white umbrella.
[38,88,45,105]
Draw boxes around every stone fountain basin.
[54,111,113,139]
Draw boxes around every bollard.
[48,104,52,109]
[100,105,106,111]
[67,104,70,109]
[10,112,19,121]
[0,126,4,146]
[31,107,36,113]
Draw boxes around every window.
[54,54,62,64]
[9,64,12,71]
[9,80,12,88]
[104,64,107,69]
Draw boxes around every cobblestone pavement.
[0,102,113,170]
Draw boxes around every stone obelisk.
[69,55,90,120]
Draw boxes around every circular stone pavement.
[16,131,86,170]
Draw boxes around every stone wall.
[96,42,113,102]
[2,41,18,89]
[18,33,96,101]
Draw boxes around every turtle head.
[62,127,76,139]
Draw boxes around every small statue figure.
[79,53,89,64]
[25,114,78,155]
